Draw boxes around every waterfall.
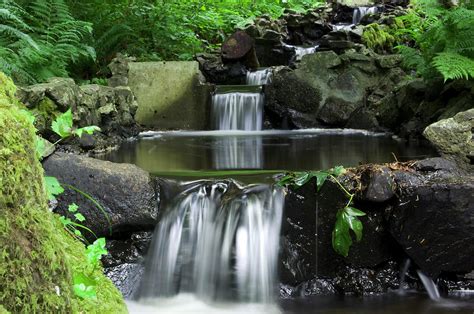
[212,92,264,131]
[352,6,378,24]
[417,270,441,301]
[246,69,272,85]
[136,180,284,304]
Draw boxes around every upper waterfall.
[352,6,378,24]
[212,89,264,131]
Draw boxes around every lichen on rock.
[0,72,127,313]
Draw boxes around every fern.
[432,52,474,80]
[0,0,95,84]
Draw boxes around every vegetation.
[0,72,126,313]
[1,0,321,83]
[277,166,366,257]
[363,0,474,81]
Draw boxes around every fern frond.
[432,52,474,80]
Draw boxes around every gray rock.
[360,167,396,203]
[423,109,474,164]
[266,50,402,129]
[43,153,160,238]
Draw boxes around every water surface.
[100,129,436,181]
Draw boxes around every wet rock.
[388,175,474,277]
[43,153,160,238]
[423,109,474,165]
[102,231,153,268]
[280,180,318,285]
[266,50,403,129]
[196,53,247,84]
[360,167,396,202]
[296,278,337,296]
[105,263,144,299]
[78,134,96,150]
[334,261,400,295]
[345,107,380,130]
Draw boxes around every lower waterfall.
[135,180,284,305]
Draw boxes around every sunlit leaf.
[51,109,73,138]
[44,176,64,201]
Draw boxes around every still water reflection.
[100,129,436,177]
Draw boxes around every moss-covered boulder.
[0,72,127,313]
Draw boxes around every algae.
[0,72,127,313]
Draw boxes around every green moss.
[31,97,60,133]
[0,73,127,314]
[362,24,396,53]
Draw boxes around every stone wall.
[128,61,213,130]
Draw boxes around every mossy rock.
[0,72,127,313]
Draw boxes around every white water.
[246,69,272,85]
[417,270,441,301]
[352,6,378,24]
[212,92,264,131]
[136,181,284,305]
[127,294,281,314]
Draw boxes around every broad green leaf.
[313,171,329,191]
[73,273,97,299]
[74,213,86,222]
[35,136,45,160]
[347,216,364,242]
[332,213,352,257]
[44,176,64,201]
[293,172,311,186]
[86,238,108,266]
[68,203,79,213]
[345,207,366,217]
[51,109,73,138]
[73,126,101,138]
[59,216,72,226]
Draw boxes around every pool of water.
[126,292,474,314]
[99,129,436,181]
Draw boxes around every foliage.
[395,0,474,81]
[277,166,366,257]
[0,72,126,313]
[362,23,396,53]
[73,238,108,300]
[0,0,95,84]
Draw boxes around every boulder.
[423,109,474,165]
[388,170,474,277]
[265,50,404,129]
[43,153,160,238]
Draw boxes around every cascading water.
[136,180,284,304]
[246,68,272,85]
[352,6,378,24]
[212,91,264,131]
[417,270,441,301]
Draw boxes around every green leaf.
[347,215,364,242]
[73,126,101,138]
[44,176,64,201]
[51,109,73,138]
[73,273,97,299]
[345,207,366,217]
[35,136,45,160]
[68,203,79,213]
[313,171,329,191]
[74,213,86,222]
[332,211,352,257]
[59,216,72,226]
[74,229,82,236]
[293,172,311,186]
[86,238,108,266]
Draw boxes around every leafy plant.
[395,0,474,81]
[277,166,366,257]
[73,238,108,299]
[0,0,95,84]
